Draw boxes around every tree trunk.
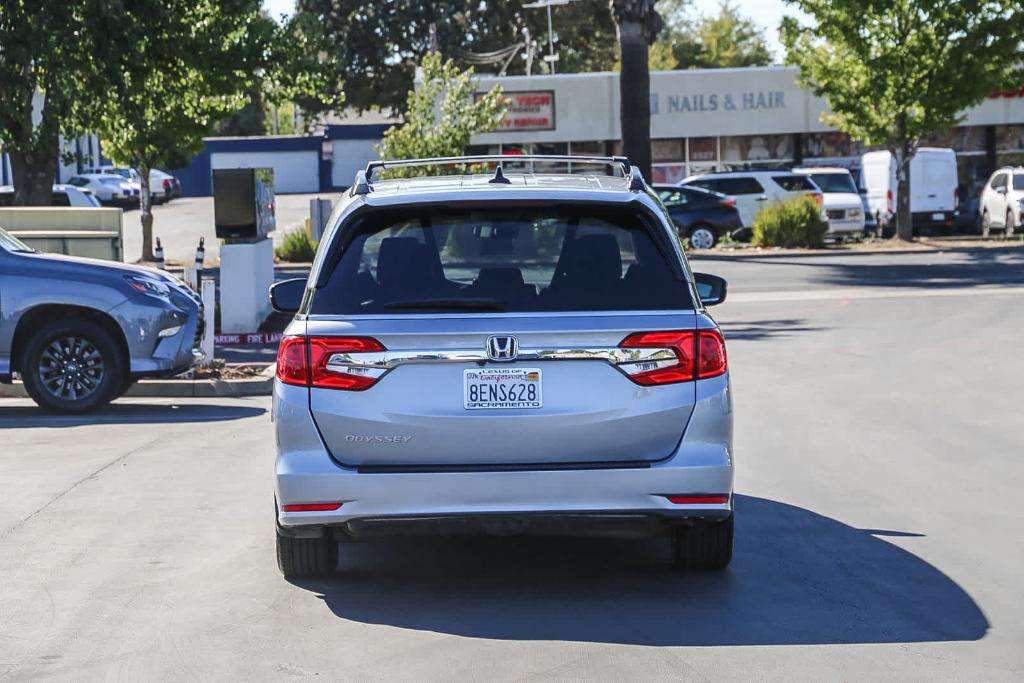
[894,143,914,241]
[138,162,155,261]
[616,19,653,181]
[7,130,60,206]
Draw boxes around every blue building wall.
[171,125,391,197]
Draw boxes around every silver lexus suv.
[270,156,733,578]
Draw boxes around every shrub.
[275,228,318,262]
[752,195,828,248]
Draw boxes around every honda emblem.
[486,335,519,361]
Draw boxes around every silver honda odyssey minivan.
[271,156,733,578]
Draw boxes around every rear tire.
[672,515,733,571]
[19,317,124,414]
[276,527,338,579]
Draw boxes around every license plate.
[931,212,945,220]
[464,367,542,410]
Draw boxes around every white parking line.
[728,284,1024,303]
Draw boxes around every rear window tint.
[312,205,693,315]
[773,175,818,192]
[695,177,764,195]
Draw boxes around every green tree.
[295,0,618,113]
[98,2,342,261]
[375,52,509,178]
[609,0,663,180]
[691,2,772,68]
[0,2,116,205]
[783,0,1024,240]
[655,0,772,70]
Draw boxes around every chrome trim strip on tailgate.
[324,347,678,380]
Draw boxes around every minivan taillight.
[276,335,386,390]
[618,329,727,385]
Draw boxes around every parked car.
[793,167,865,237]
[681,170,822,228]
[978,166,1024,236]
[0,227,204,412]
[860,148,959,235]
[652,183,743,248]
[67,173,140,208]
[149,169,181,201]
[86,166,174,204]
[269,155,734,578]
[0,184,102,208]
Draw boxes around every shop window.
[996,125,1024,153]
[923,126,985,152]
[802,132,863,159]
[721,134,791,162]
[687,137,717,163]
[652,139,684,163]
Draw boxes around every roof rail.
[352,155,645,195]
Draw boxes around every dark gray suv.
[0,228,204,412]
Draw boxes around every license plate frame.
[464,367,543,410]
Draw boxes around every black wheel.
[276,526,338,579]
[687,224,718,250]
[19,318,124,414]
[672,515,733,571]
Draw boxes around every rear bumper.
[274,374,734,535]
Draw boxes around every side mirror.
[269,278,307,314]
[694,272,727,307]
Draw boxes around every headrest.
[563,234,622,282]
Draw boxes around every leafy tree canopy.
[295,0,617,113]
[375,52,509,178]
[97,0,343,259]
[782,0,1024,239]
[782,0,1024,149]
[658,0,773,69]
[0,1,125,204]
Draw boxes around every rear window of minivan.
[772,175,818,192]
[311,205,693,314]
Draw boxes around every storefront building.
[470,67,1024,204]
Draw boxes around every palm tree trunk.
[616,19,653,180]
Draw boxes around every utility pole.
[522,0,579,75]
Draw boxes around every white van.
[860,148,959,235]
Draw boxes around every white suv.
[979,167,1024,236]
[682,170,822,228]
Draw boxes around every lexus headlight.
[125,275,172,299]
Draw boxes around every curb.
[690,242,1024,261]
[0,376,273,400]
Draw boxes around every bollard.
[195,236,205,271]
[154,238,164,270]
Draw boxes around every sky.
[262,0,804,59]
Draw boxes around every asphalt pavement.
[119,192,327,265]
[1,248,1023,680]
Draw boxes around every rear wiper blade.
[381,297,506,311]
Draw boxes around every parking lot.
[119,193,322,265]
[2,248,1023,680]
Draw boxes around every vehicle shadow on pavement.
[718,318,824,341]
[0,402,265,428]
[294,495,988,646]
